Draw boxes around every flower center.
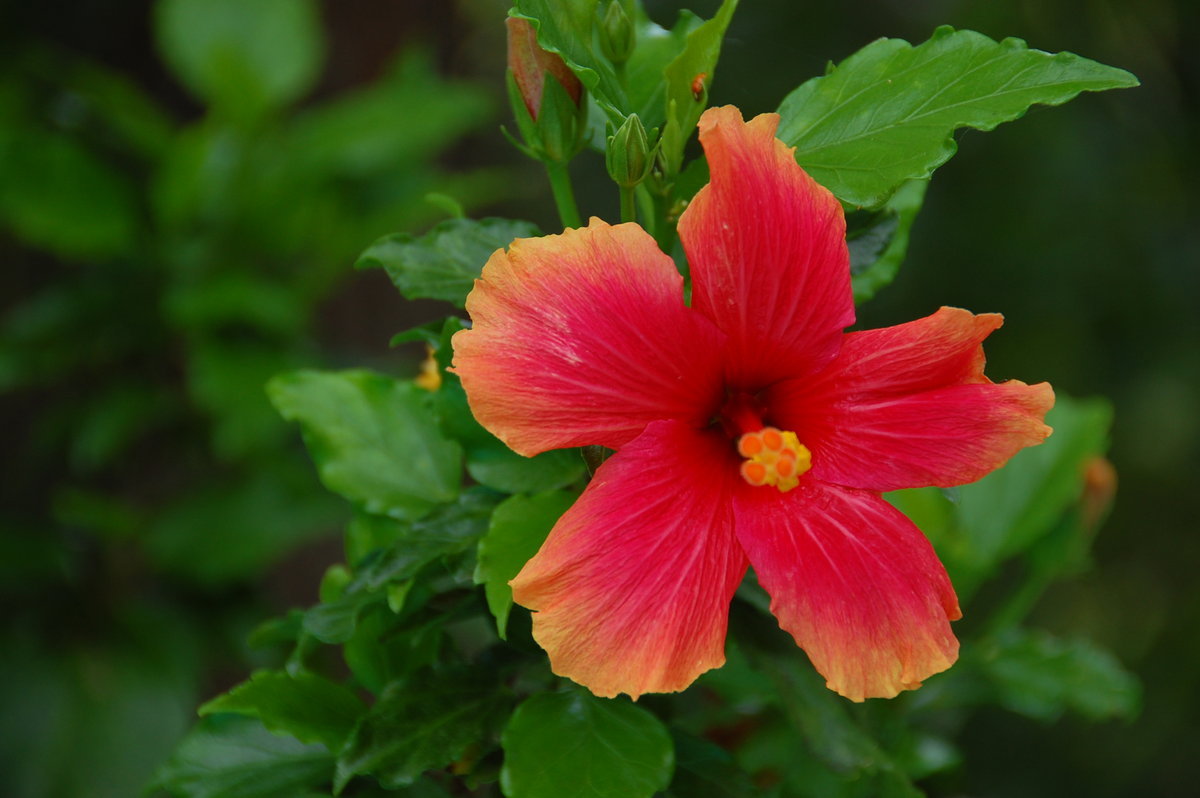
[737,427,812,492]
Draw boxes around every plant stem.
[619,186,637,224]
[635,185,657,236]
[545,160,582,229]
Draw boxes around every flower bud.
[599,1,635,65]
[506,17,582,120]
[606,113,656,188]
[505,17,587,163]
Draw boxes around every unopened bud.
[606,113,655,188]
[506,17,582,121]
[505,17,587,163]
[599,1,635,64]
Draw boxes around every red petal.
[452,219,725,456]
[734,479,961,701]
[510,421,748,699]
[678,106,854,390]
[771,307,1054,490]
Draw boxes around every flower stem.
[545,160,582,229]
[619,186,637,224]
[636,185,656,237]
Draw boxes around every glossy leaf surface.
[777,27,1138,207]
[359,218,540,308]
[500,691,674,798]
[268,370,463,519]
[198,670,365,750]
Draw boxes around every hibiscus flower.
[452,106,1053,701]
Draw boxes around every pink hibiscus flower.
[452,106,1053,702]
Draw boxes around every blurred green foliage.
[2,0,1194,796]
[0,1,504,795]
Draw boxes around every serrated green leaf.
[155,0,324,120]
[357,218,539,307]
[848,179,927,304]
[475,492,576,637]
[500,691,674,798]
[268,370,462,519]
[977,629,1140,722]
[777,26,1138,208]
[152,715,332,798]
[334,670,504,793]
[199,670,365,750]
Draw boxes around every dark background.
[1,1,1195,795]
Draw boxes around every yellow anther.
[737,427,811,492]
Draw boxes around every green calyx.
[504,69,587,164]
[606,113,657,189]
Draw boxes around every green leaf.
[155,0,325,119]
[153,715,332,798]
[358,218,540,307]
[0,130,138,259]
[305,490,499,644]
[349,490,498,593]
[466,445,585,495]
[475,492,576,637]
[302,593,375,645]
[334,670,505,793]
[848,179,927,304]
[341,606,444,695]
[289,51,493,178]
[658,0,738,175]
[976,629,1140,722]
[268,370,463,519]
[500,691,674,798]
[187,339,295,460]
[777,26,1138,208]
[199,670,366,750]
